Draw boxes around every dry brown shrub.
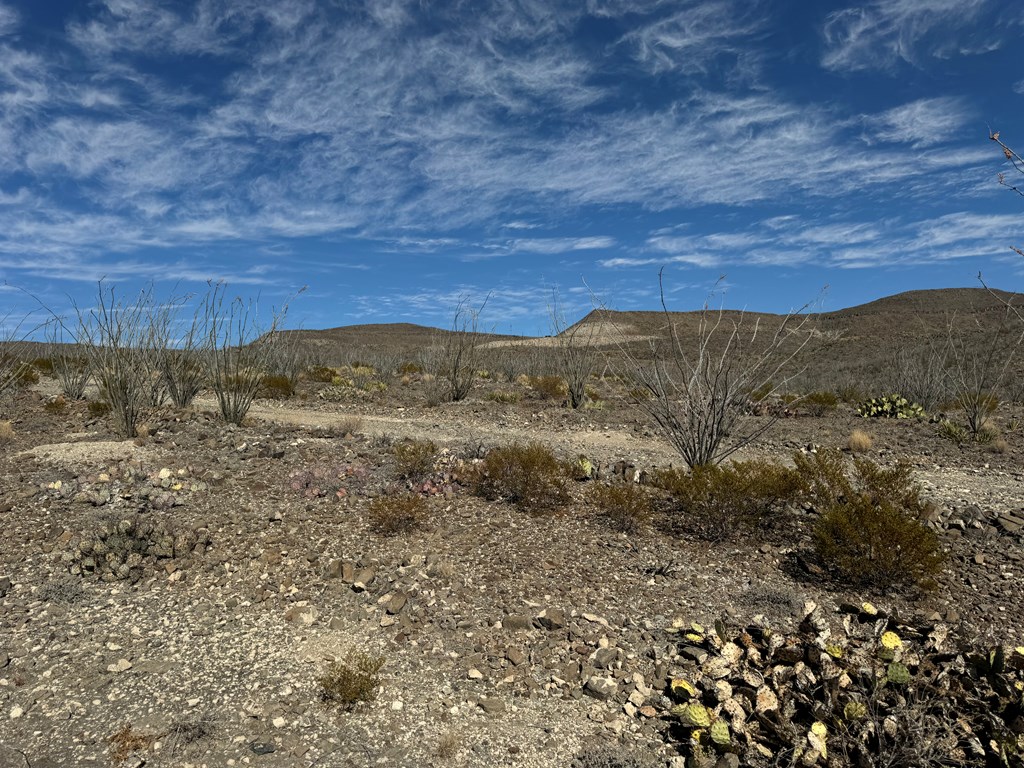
[337,415,364,436]
[528,374,567,400]
[318,651,386,709]
[393,438,436,479]
[367,494,430,535]
[655,460,803,541]
[472,442,570,512]
[989,437,1010,454]
[589,482,653,533]
[108,724,156,763]
[848,429,873,453]
[0,420,14,444]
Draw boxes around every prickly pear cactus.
[710,719,730,747]
[858,394,925,419]
[886,661,911,685]
[675,702,712,728]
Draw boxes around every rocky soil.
[1,378,1023,767]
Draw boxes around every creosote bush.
[588,482,653,533]
[258,374,295,399]
[367,494,430,535]
[318,651,386,710]
[529,374,567,400]
[306,364,336,383]
[794,449,943,589]
[655,460,803,541]
[472,442,570,512]
[393,438,436,479]
[801,390,839,416]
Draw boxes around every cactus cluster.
[660,602,1024,767]
[857,394,925,419]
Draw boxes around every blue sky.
[1,0,1023,336]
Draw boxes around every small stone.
[583,676,618,700]
[352,568,375,592]
[506,647,527,666]
[272,716,286,728]
[536,608,566,631]
[386,593,407,615]
[468,668,484,680]
[715,755,740,768]
[107,658,132,673]
[478,697,505,715]
[502,614,534,631]
[10,705,24,719]
[0,576,10,598]
[391,700,404,711]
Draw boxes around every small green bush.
[794,449,943,589]
[367,494,430,535]
[858,394,925,419]
[802,390,839,416]
[486,389,520,404]
[318,651,386,710]
[529,375,567,400]
[589,482,653,533]
[473,442,570,512]
[393,439,436,479]
[655,460,803,541]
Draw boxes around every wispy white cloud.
[821,0,1002,72]
[863,97,969,147]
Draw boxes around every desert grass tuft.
[847,429,873,453]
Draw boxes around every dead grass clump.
[0,420,15,444]
[655,460,803,541]
[336,415,364,436]
[473,442,570,512]
[367,494,430,535]
[318,651,386,710]
[848,428,873,453]
[88,400,112,417]
[588,482,653,533]
[259,374,295,399]
[435,730,462,760]
[393,438,436,479]
[487,389,520,404]
[44,396,67,415]
[989,437,1010,454]
[108,724,156,764]
[794,449,943,589]
[306,365,336,383]
[529,374,567,400]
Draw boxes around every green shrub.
[399,361,423,375]
[589,483,653,533]
[529,375,567,400]
[367,494,430,535]
[802,390,839,416]
[473,442,570,512]
[318,651,386,710]
[486,389,520,404]
[794,449,943,589]
[857,394,925,419]
[32,357,55,376]
[393,439,436,479]
[655,460,803,541]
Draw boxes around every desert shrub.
[802,390,839,416]
[847,429,873,453]
[108,724,156,763]
[0,420,14,444]
[989,437,1010,454]
[473,442,570,511]
[367,494,430,535]
[857,394,925,419]
[399,361,423,375]
[44,396,68,415]
[336,415,363,436]
[306,364,336,382]
[529,374,567,400]
[88,401,112,417]
[655,460,803,541]
[794,449,943,588]
[836,382,866,403]
[32,356,54,376]
[393,439,436,479]
[588,482,653,533]
[259,374,295,399]
[487,389,520,404]
[318,651,386,710]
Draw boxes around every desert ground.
[2,289,1024,768]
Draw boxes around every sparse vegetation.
[367,493,430,535]
[857,393,925,419]
[528,374,567,400]
[392,438,437,479]
[318,651,386,710]
[801,390,839,416]
[847,428,873,453]
[794,449,943,589]
[430,297,487,403]
[588,482,653,533]
[473,442,570,511]
[655,460,803,541]
[0,420,14,444]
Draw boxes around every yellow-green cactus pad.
[677,702,712,728]
[861,602,877,615]
[880,631,902,650]
[710,719,731,746]
[886,662,911,685]
[844,700,867,721]
[670,678,697,699]
[825,644,844,659]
